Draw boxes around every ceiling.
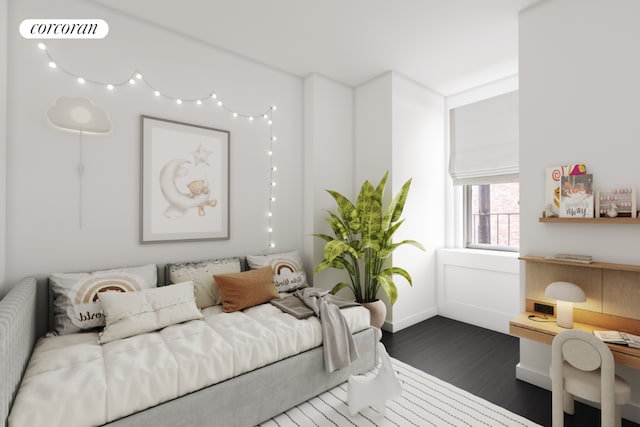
[93,0,540,96]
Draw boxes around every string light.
[37,43,280,251]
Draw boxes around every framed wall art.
[140,115,230,243]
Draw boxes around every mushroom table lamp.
[544,281,586,328]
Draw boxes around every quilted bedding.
[8,301,370,427]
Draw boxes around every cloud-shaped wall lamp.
[47,96,111,134]
[47,97,111,229]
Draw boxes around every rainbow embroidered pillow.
[49,264,157,335]
[246,250,308,292]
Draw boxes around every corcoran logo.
[19,19,109,39]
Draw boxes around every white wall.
[390,74,444,330]
[303,74,354,289]
[437,75,521,333]
[5,0,303,284]
[354,72,445,331]
[437,249,520,333]
[520,0,640,421]
[0,0,7,294]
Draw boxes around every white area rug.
[259,358,541,427]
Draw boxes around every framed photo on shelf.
[140,115,230,243]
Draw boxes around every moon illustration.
[159,158,210,214]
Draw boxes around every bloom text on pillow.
[49,264,157,335]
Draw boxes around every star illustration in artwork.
[191,143,213,167]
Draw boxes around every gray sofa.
[0,270,377,427]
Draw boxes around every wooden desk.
[510,313,640,370]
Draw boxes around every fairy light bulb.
[249,116,254,121]
[272,105,277,111]
[135,73,142,80]
[269,243,276,248]
[37,43,46,50]
[107,84,114,91]
[77,77,85,84]
[271,182,277,187]
[48,61,57,69]
[268,212,273,217]
[196,100,202,105]
[176,99,182,105]
[217,101,223,107]
[211,93,217,99]
[154,90,160,97]
[128,78,136,85]
[233,112,238,118]
[268,227,273,233]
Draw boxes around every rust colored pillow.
[214,266,280,312]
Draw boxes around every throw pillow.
[214,266,280,313]
[98,281,203,344]
[49,264,157,335]
[166,257,242,309]
[246,250,308,292]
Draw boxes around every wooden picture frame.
[140,115,230,243]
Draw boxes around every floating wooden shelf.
[539,217,640,224]
[519,255,640,273]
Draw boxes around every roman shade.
[449,91,519,185]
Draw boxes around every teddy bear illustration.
[185,180,217,216]
[187,180,209,198]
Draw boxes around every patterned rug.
[259,358,540,427]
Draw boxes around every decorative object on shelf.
[47,96,111,229]
[560,173,594,218]
[546,164,586,216]
[596,188,637,218]
[312,172,424,326]
[348,340,402,417]
[140,116,229,243]
[545,281,587,328]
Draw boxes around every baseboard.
[437,301,516,334]
[382,307,438,333]
[516,363,640,424]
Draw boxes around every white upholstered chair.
[550,329,631,427]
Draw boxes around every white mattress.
[8,302,370,427]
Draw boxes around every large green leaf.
[380,267,413,286]
[327,190,359,232]
[375,274,398,305]
[324,240,358,262]
[383,178,412,230]
[310,233,335,243]
[330,282,352,296]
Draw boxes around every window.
[465,182,519,251]
[449,91,519,252]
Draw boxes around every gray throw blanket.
[270,288,360,373]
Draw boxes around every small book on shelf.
[593,330,640,349]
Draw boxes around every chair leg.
[563,391,575,415]
[552,386,565,427]
[614,405,622,427]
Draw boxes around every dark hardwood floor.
[382,316,639,427]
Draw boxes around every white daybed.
[0,261,376,427]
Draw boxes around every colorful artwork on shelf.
[560,173,594,218]
[546,164,587,216]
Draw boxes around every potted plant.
[312,171,424,328]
